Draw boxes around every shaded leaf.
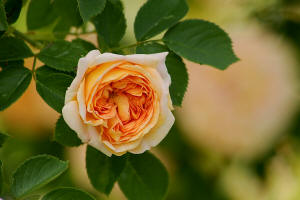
[136,43,188,106]
[134,0,188,41]
[77,0,106,22]
[72,38,97,52]
[118,152,169,200]
[11,155,68,198]
[0,132,8,148]
[0,0,8,31]
[163,19,239,70]
[55,116,82,146]
[36,66,74,113]
[53,0,82,27]
[27,0,57,30]
[0,65,31,110]
[0,37,33,61]
[5,0,22,24]
[92,0,126,48]
[37,40,87,72]
[42,188,95,200]
[0,160,2,194]
[53,19,72,39]
[0,59,24,69]
[86,146,126,195]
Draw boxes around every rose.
[62,50,175,156]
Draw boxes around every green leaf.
[86,146,126,195]
[27,0,57,30]
[0,0,8,31]
[5,0,22,24]
[72,38,97,52]
[36,66,74,113]
[0,160,3,195]
[136,43,188,106]
[53,19,72,40]
[0,65,31,111]
[37,40,87,72]
[0,132,8,148]
[55,116,82,146]
[92,0,126,47]
[163,19,239,70]
[11,155,69,198]
[77,0,106,22]
[0,59,24,69]
[118,152,169,200]
[53,0,82,27]
[42,188,95,200]
[134,0,188,41]
[0,37,33,61]
[23,195,41,200]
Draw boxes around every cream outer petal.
[62,101,90,143]
[62,101,112,156]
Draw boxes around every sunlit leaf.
[134,0,188,41]
[163,19,239,70]
[11,155,68,198]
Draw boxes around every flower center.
[90,74,157,144]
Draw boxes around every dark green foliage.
[37,41,87,72]
[0,65,31,110]
[55,116,82,147]
[134,0,188,41]
[86,146,126,195]
[163,19,239,70]
[0,0,8,31]
[35,66,74,113]
[118,152,169,200]
[0,37,33,61]
[4,0,22,24]
[92,0,126,48]
[42,188,95,200]
[11,155,68,198]
[27,0,57,30]
[77,0,106,22]
[136,43,188,106]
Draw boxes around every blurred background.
[1,0,300,199]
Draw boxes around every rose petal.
[65,50,101,104]
[62,101,90,142]
[88,126,112,157]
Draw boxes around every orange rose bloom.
[62,50,174,156]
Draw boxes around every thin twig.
[110,39,163,52]
[32,56,37,81]
[12,28,44,49]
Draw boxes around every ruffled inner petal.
[77,61,160,152]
